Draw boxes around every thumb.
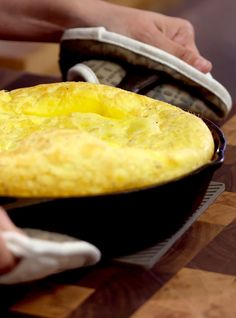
[0,234,17,274]
[0,207,22,274]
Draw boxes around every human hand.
[0,0,212,74]
[0,207,20,275]
[86,2,212,73]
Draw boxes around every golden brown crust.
[0,82,214,197]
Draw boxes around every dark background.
[165,0,236,101]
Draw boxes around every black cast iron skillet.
[3,118,225,258]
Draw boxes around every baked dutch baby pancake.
[0,82,214,197]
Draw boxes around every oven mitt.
[60,26,232,123]
[0,229,101,284]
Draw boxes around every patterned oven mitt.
[60,27,232,123]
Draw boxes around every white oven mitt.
[0,230,101,284]
[60,26,232,122]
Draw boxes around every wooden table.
[0,68,235,318]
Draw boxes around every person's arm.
[0,0,211,73]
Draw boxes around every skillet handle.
[117,67,163,94]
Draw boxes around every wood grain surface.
[0,69,235,318]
